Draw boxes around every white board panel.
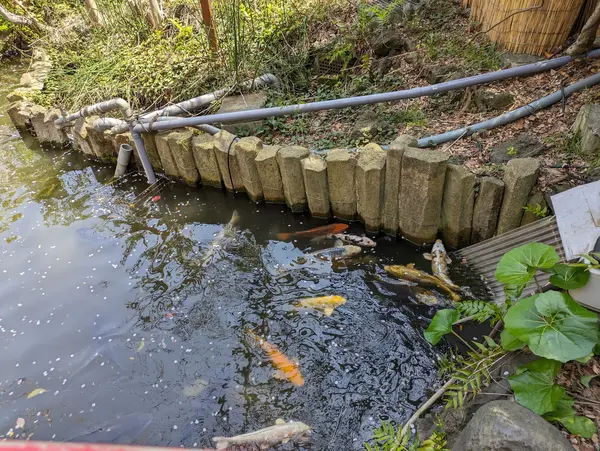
[552,180,600,261]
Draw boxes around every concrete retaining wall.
[6,54,543,247]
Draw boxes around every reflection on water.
[0,60,484,449]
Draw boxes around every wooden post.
[84,0,102,27]
[200,0,219,52]
[149,0,162,28]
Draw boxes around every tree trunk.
[567,2,600,56]
[84,0,103,27]
[149,0,162,28]
[0,3,49,32]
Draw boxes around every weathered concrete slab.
[471,176,504,244]
[357,143,387,232]
[277,145,310,212]
[168,129,199,185]
[497,158,540,235]
[7,101,34,129]
[302,155,330,218]
[85,117,116,160]
[217,92,268,134]
[442,164,476,248]
[155,131,180,178]
[326,148,357,220]
[191,134,222,187]
[71,117,95,156]
[213,130,245,192]
[521,190,547,226]
[255,145,284,203]
[382,135,417,235]
[235,137,264,202]
[141,133,162,170]
[29,106,68,145]
[398,148,449,244]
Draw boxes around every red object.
[276,223,349,241]
[0,442,217,451]
[151,196,161,202]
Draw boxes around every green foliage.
[522,203,548,218]
[494,242,559,286]
[389,108,428,127]
[504,292,598,363]
[506,146,517,156]
[508,358,565,415]
[424,309,460,345]
[455,300,503,324]
[424,242,600,438]
[544,263,590,290]
[366,420,450,451]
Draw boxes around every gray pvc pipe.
[130,50,600,134]
[114,144,133,178]
[110,73,280,134]
[417,71,600,147]
[93,117,221,135]
[131,131,157,184]
[55,98,134,127]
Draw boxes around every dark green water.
[0,60,483,449]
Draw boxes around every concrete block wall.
[7,79,542,248]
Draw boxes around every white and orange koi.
[246,329,304,386]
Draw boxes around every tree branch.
[0,3,50,32]
[567,2,600,56]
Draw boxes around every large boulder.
[489,134,545,164]
[452,401,574,451]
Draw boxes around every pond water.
[0,60,484,450]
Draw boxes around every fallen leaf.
[27,388,47,399]
[129,357,135,360]
[15,418,25,429]
[7,428,14,437]
[137,340,145,352]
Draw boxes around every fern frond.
[455,300,503,323]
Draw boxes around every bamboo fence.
[468,0,586,55]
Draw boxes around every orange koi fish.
[276,223,349,241]
[246,329,304,386]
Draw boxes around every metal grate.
[457,216,565,303]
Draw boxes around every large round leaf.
[547,264,590,290]
[504,292,598,362]
[495,243,559,285]
[508,358,564,415]
[424,309,460,345]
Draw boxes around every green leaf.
[504,284,525,301]
[495,243,559,285]
[580,375,597,388]
[575,353,593,364]
[27,388,47,399]
[508,359,564,415]
[547,264,590,290]
[424,309,460,345]
[562,416,597,438]
[500,329,526,351]
[544,396,597,438]
[504,292,599,362]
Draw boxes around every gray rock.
[471,176,504,244]
[473,89,514,112]
[574,104,600,158]
[350,111,390,140]
[217,92,268,134]
[372,29,408,57]
[490,135,545,164]
[452,400,574,451]
[501,52,545,69]
[424,65,461,85]
[442,164,475,248]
